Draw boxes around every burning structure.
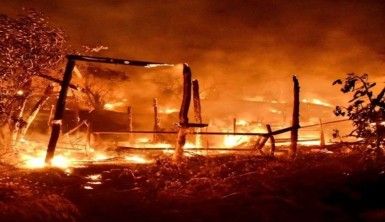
[12,53,320,170]
[1,3,385,222]
[3,49,353,172]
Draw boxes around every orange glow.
[302,98,333,107]
[103,101,125,110]
[223,135,249,148]
[21,152,72,169]
[159,107,179,114]
[125,155,153,164]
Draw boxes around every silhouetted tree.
[0,9,66,155]
[333,73,385,156]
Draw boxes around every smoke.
[1,0,385,119]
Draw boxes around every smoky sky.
[1,0,385,105]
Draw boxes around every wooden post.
[254,136,268,155]
[192,80,202,148]
[45,58,75,164]
[179,63,192,126]
[233,118,237,134]
[85,121,91,157]
[319,118,325,148]
[290,75,300,159]
[152,98,160,143]
[175,127,188,162]
[266,124,276,156]
[174,64,192,161]
[127,106,133,143]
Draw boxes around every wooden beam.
[266,124,276,156]
[319,118,325,148]
[290,75,300,159]
[179,64,192,127]
[45,59,75,164]
[127,106,133,143]
[174,64,192,161]
[192,79,203,147]
[153,98,160,143]
[66,54,171,67]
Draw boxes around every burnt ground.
[1,147,385,222]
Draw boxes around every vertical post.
[127,106,133,143]
[153,98,160,143]
[85,121,91,156]
[319,118,325,148]
[290,75,300,159]
[179,63,192,126]
[174,64,192,161]
[192,79,202,148]
[266,124,275,156]
[233,118,237,134]
[45,58,76,164]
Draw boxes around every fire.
[223,135,249,148]
[136,137,151,143]
[302,98,333,107]
[236,119,249,126]
[21,153,72,169]
[92,152,109,161]
[103,101,125,110]
[16,90,24,96]
[125,155,152,164]
[184,142,197,149]
[270,108,283,114]
[243,96,286,104]
[159,107,179,114]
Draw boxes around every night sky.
[1,0,385,104]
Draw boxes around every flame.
[223,135,249,148]
[103,101,125,110]
[125,154,152,164]
[270,108,283,114]
[243,96,286,104]
[236,119,249,126]
[86,174,102,181]
[83,185,94,190]
[21,152,72,169]
[93,152,109,161]
[16,90,24,96]
[136,137,151,143]
[302,98,333,107]
[184,142,197,149]
[159,107,179,114]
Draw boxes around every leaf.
[332,79,342,85]
[368,82,376,88]
[354,100,364,106]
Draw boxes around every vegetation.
[1,151,385,222]
[333,73,385,156]
[0,9,67,156]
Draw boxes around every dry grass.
[1,149,385,222]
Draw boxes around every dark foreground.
[1,148,385,222]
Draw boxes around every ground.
[1,147,385,222]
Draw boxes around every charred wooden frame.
[45,55,191,163]
[45,55,304,163]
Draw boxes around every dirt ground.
[1,147,385,222]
